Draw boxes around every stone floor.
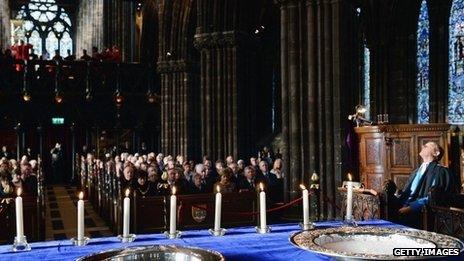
[44,186,113,240]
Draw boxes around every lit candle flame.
[259,183,264,191]
[300,184,306,190]
[172,186,176,195]
[216,185,220,193]
[347,173,353,181]
[79,191,84,200]
[125,189,130,197]
[17,187,22,197]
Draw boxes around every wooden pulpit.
[355,123,450,192]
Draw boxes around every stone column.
[428,0,452,123]
[70,123,76,182]
[103,0,136,61]
[76,0,104,56]
[37,125,43,159]
[277,0,355,219]
[277,0,304,202]
[157,0,199,159]
[158,60,199,158]
[194,31,256,160]
[0,0,10,48]
[14,123,21,161]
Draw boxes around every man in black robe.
[50,143,64,184]
[0,146,11,159]
[393,141,458,228]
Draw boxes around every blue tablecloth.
[0,220,456,260]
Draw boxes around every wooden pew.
[424,193,464,240]
[177,191,257,229]
[133,194,166,233]
[177,194,214,229]
[425,205,464,240]
[128,191,257,235]
[0,199,14,244]
[0,195,44,244]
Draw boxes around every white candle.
[346,174,353,221]
[77,192,85,240]
[259,183,267,229]
[300,184,309,225]
[15,188,24,239]
[123,189,130,237]
[214,185,222,231]
[169,186,177,234]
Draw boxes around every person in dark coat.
[394,142,458,228]
[0,146,11,159]
[20,163,37,196]
[134,170,157,197]
[50,143,64,184]
[237,166,264,192]
[189,174,207,194]
[214,167,237,193]
[0,171,14,197]
[120,165,137,197]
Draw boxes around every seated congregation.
[2,137,464,243]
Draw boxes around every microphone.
[348,114,373,125]
[357,116,373,125]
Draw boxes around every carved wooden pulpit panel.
[338,189,381,221]
[356,124,450,192]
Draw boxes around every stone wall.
[0,0,11,49]
[75,0,104,58]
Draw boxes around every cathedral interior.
[0,0,464,259]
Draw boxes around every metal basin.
[76,245,224,261]
[290,226,464,260]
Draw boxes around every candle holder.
[70,236,90,246]
[299,222,315,231]
[117,234,136,243]
[12,235,31,252]
[255,226,271,234]
[208,228,227,237]
[163,230,182,239]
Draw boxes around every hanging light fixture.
[146,63,156,103]
[22,60,31,102]
[85,61,93,101]
[114,63,124,107]
[54,60,63,104]
[55,92,63,104]
[114,91,124,106]
[22,91,31,102]
[147,91,156,104]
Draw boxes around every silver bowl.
[290,226,464,260]
[76,245,225,261]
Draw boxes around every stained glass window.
[45,31,58,57]
[60,31,72,57]
[11,0,72,58]
[29,30,41,55]
[358,7,371,121]
[362,43,371,121]
[417,0,430,124]
[449,0,464,124]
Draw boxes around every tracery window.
[417,0,430,124]
[449,0,464,124]
[11,0,73,58]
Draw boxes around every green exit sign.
[52,117,64,125]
